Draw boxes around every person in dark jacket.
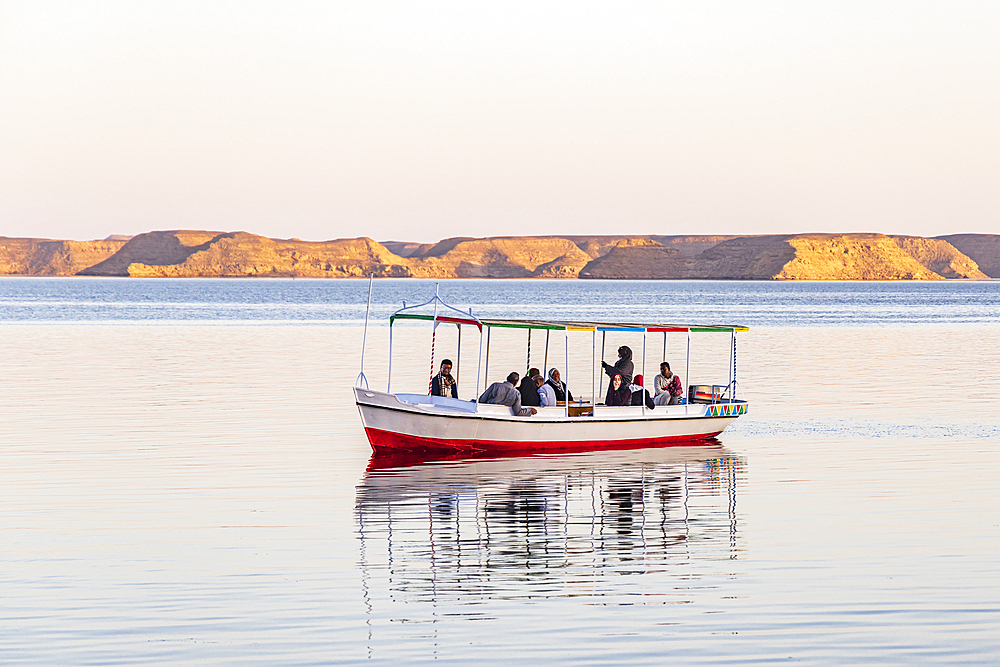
[430,359,458,398]
[601,346,634,386]
[629,374,655,409]
[546,368,574,403]
[605,372,631,406]
[518,366,541,407]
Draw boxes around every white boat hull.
[355,387,747,453]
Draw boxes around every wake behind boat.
[355,285,748,454]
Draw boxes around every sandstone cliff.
[580,235,804,280]
[1,230,995,280]
[546,235,737,260]
[82,231,414,278]
[578,233,986,280]
[890,236,987,279]
[774,234,944,280]
[77,232,599,279]
[577,239,691,279]
[690,235,799,279]
[937,234,1000,278]
[410,237,593,278]
[0,237,127,276]
[79,231,233,276]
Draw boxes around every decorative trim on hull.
[364,426,725,454]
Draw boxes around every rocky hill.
[938,234,1000,278]
[1,231,997,280]
[0,237,127,275]
[578,233,989,280]
[81,232,415,278]
[889,236,988,279]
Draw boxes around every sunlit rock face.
[890,236,987,280]
[579,233,982,280]
[773,234,946,281]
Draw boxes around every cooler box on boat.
[688,384,727,404]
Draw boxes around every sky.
[1,1,998,243]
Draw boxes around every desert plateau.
[1,231,997,280]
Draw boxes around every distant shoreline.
[2,231,998,280]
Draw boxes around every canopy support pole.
[428,285,440,394]
[564,330,570,418]
[731,330,737,403]
[387,318,394,393]
[729,329,736,403]
[483,326,491,386]
[641,331,647,415]
[456,323,462,386]
[592,330,596,409]
[598,331,606,404]
[526,329,532,374]
[685,331,691,415]
[474,310,483,405]
[543,330,550,377]
[356,272,373,389]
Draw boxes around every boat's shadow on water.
[356,442,746,606]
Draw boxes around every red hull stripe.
[364,427,724,454]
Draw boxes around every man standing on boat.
[478,372,537,416]
[430,359,458,399]
[601,346,634,385]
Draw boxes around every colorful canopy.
[389,313,748,334]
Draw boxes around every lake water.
[1,277,999,664]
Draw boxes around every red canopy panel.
[436,315,483,331]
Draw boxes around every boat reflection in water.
[356,442,745,618]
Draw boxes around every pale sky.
[1,1,998,242]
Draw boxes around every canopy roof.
[390,313,748,334]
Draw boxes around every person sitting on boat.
[518,366,542,407]
[629,374,655,409]
[430,359,458,399]
[601,345,634,385]
[479,372,537,416]
[605,372,631,407]
[653,361,684,406]
[536,374,557,407]
[546,368,573,403]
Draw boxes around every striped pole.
[428,321,438,393]
[526,329,532,374]
[428,285,440,393]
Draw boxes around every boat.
[355,285,748,454]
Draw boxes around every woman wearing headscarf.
[628,374,655,409]
[601,345,634,385]
[605,372,631,407]
[546,368,574,403]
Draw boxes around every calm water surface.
[1,278,998,664]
